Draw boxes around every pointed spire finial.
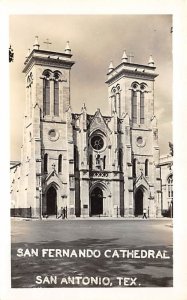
[82,102,87,112]
[148,55,154,66]
[67,105,72,112]
[33,36,40,50]
[122,50,128,62]
[108,61,114,72]
[65,41,71,54]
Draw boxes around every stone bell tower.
[105,51,162,218]
[106,51,158,122]
[21,36,75,217]
[23,37,74,121]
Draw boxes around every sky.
[9,15,172,160]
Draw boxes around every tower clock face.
[91,135,104,150]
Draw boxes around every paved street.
[11,219,173,288]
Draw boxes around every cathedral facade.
[10,38,165,219]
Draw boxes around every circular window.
[137,136,143,144]
[91,135,104,150]
[49,129,56,137]
[136,136,146,147]
[48,129,59,141]
[140,84,145,91]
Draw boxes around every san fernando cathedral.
[10,37,173,219]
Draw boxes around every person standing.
[63,207,66,219]
[58,207,64,219]
[143,208,147,219]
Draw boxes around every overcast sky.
[9,15,172,160]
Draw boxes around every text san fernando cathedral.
[10,37,173,219]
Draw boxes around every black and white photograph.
[9,14,173,288]
[0,1,187,299]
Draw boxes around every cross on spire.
[128,53,134,63]
[43,38,52,50]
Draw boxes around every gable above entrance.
[44,169,63,186]
[134,172,150,190]
[88,109,112,135]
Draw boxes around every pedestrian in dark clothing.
[58,207,64,219]
[143,208,147,219]
[63,207,66,219]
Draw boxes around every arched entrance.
[134,189,143,216]
[46,186,57,215]
[91,187,103,215]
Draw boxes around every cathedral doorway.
[134,188,143,216]
[46,186,57,215]
[90,187,103,215]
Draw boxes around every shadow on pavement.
[11,238,173,288]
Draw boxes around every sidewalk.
[11,216,173,221]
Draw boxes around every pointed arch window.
[132,90,137,123]
[133,158,136,177]
[74,146,79,171]
[103,156,106,170]
[117,93,121,117]
[54,80,59,116]
[145,159,149,176]
[44,153,48,173]
[140,92,145,124]
[118,149,123,171]
[58,154,62,173]
[89,154,93,170]
[111,87,117,113]
[43,79,50,116]
[26,73,33,117]
[29,83,32,117]
[111,85,121,116]
[168,175,173,198]
[111,94,116,113]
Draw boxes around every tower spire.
[148,55,154,66]
[122,50,128,62]
[108,61,114,72]
[65,41,71,54]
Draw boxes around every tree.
[169,142,173,156]
[9,45,14,63]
